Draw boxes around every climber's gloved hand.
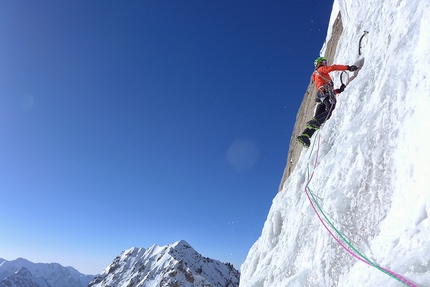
[348,65,358,71]
[335,84,346,94]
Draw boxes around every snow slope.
[240,0,430,286]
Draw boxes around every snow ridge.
[89,240,240,287]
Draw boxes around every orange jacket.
[311,64,348,90]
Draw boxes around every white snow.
[240,0,430,286]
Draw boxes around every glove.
[335,84,346,94]
[348,65,358,71]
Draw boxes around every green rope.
[304,132,413,286]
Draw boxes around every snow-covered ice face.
[240,0,430,286]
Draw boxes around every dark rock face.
[278,12,344,192]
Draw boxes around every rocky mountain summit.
[89,240,240,287]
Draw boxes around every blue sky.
[0,0,333,275]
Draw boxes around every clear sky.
[0,0,333,275]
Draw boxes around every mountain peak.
[172,239,191,248]
[89,241,240,287]
[14,267,32,278]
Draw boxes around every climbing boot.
[297,134,311,148]
[306,118,321,130]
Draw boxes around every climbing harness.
[358,31,369,56]
[303,104,416,287]
[314,70,337,104]
[317,84,337,105]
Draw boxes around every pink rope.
[304,111,416,287]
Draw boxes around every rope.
[303,107,416,286]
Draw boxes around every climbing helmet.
[314,57,327,67]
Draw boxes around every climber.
[296,57,358,148]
